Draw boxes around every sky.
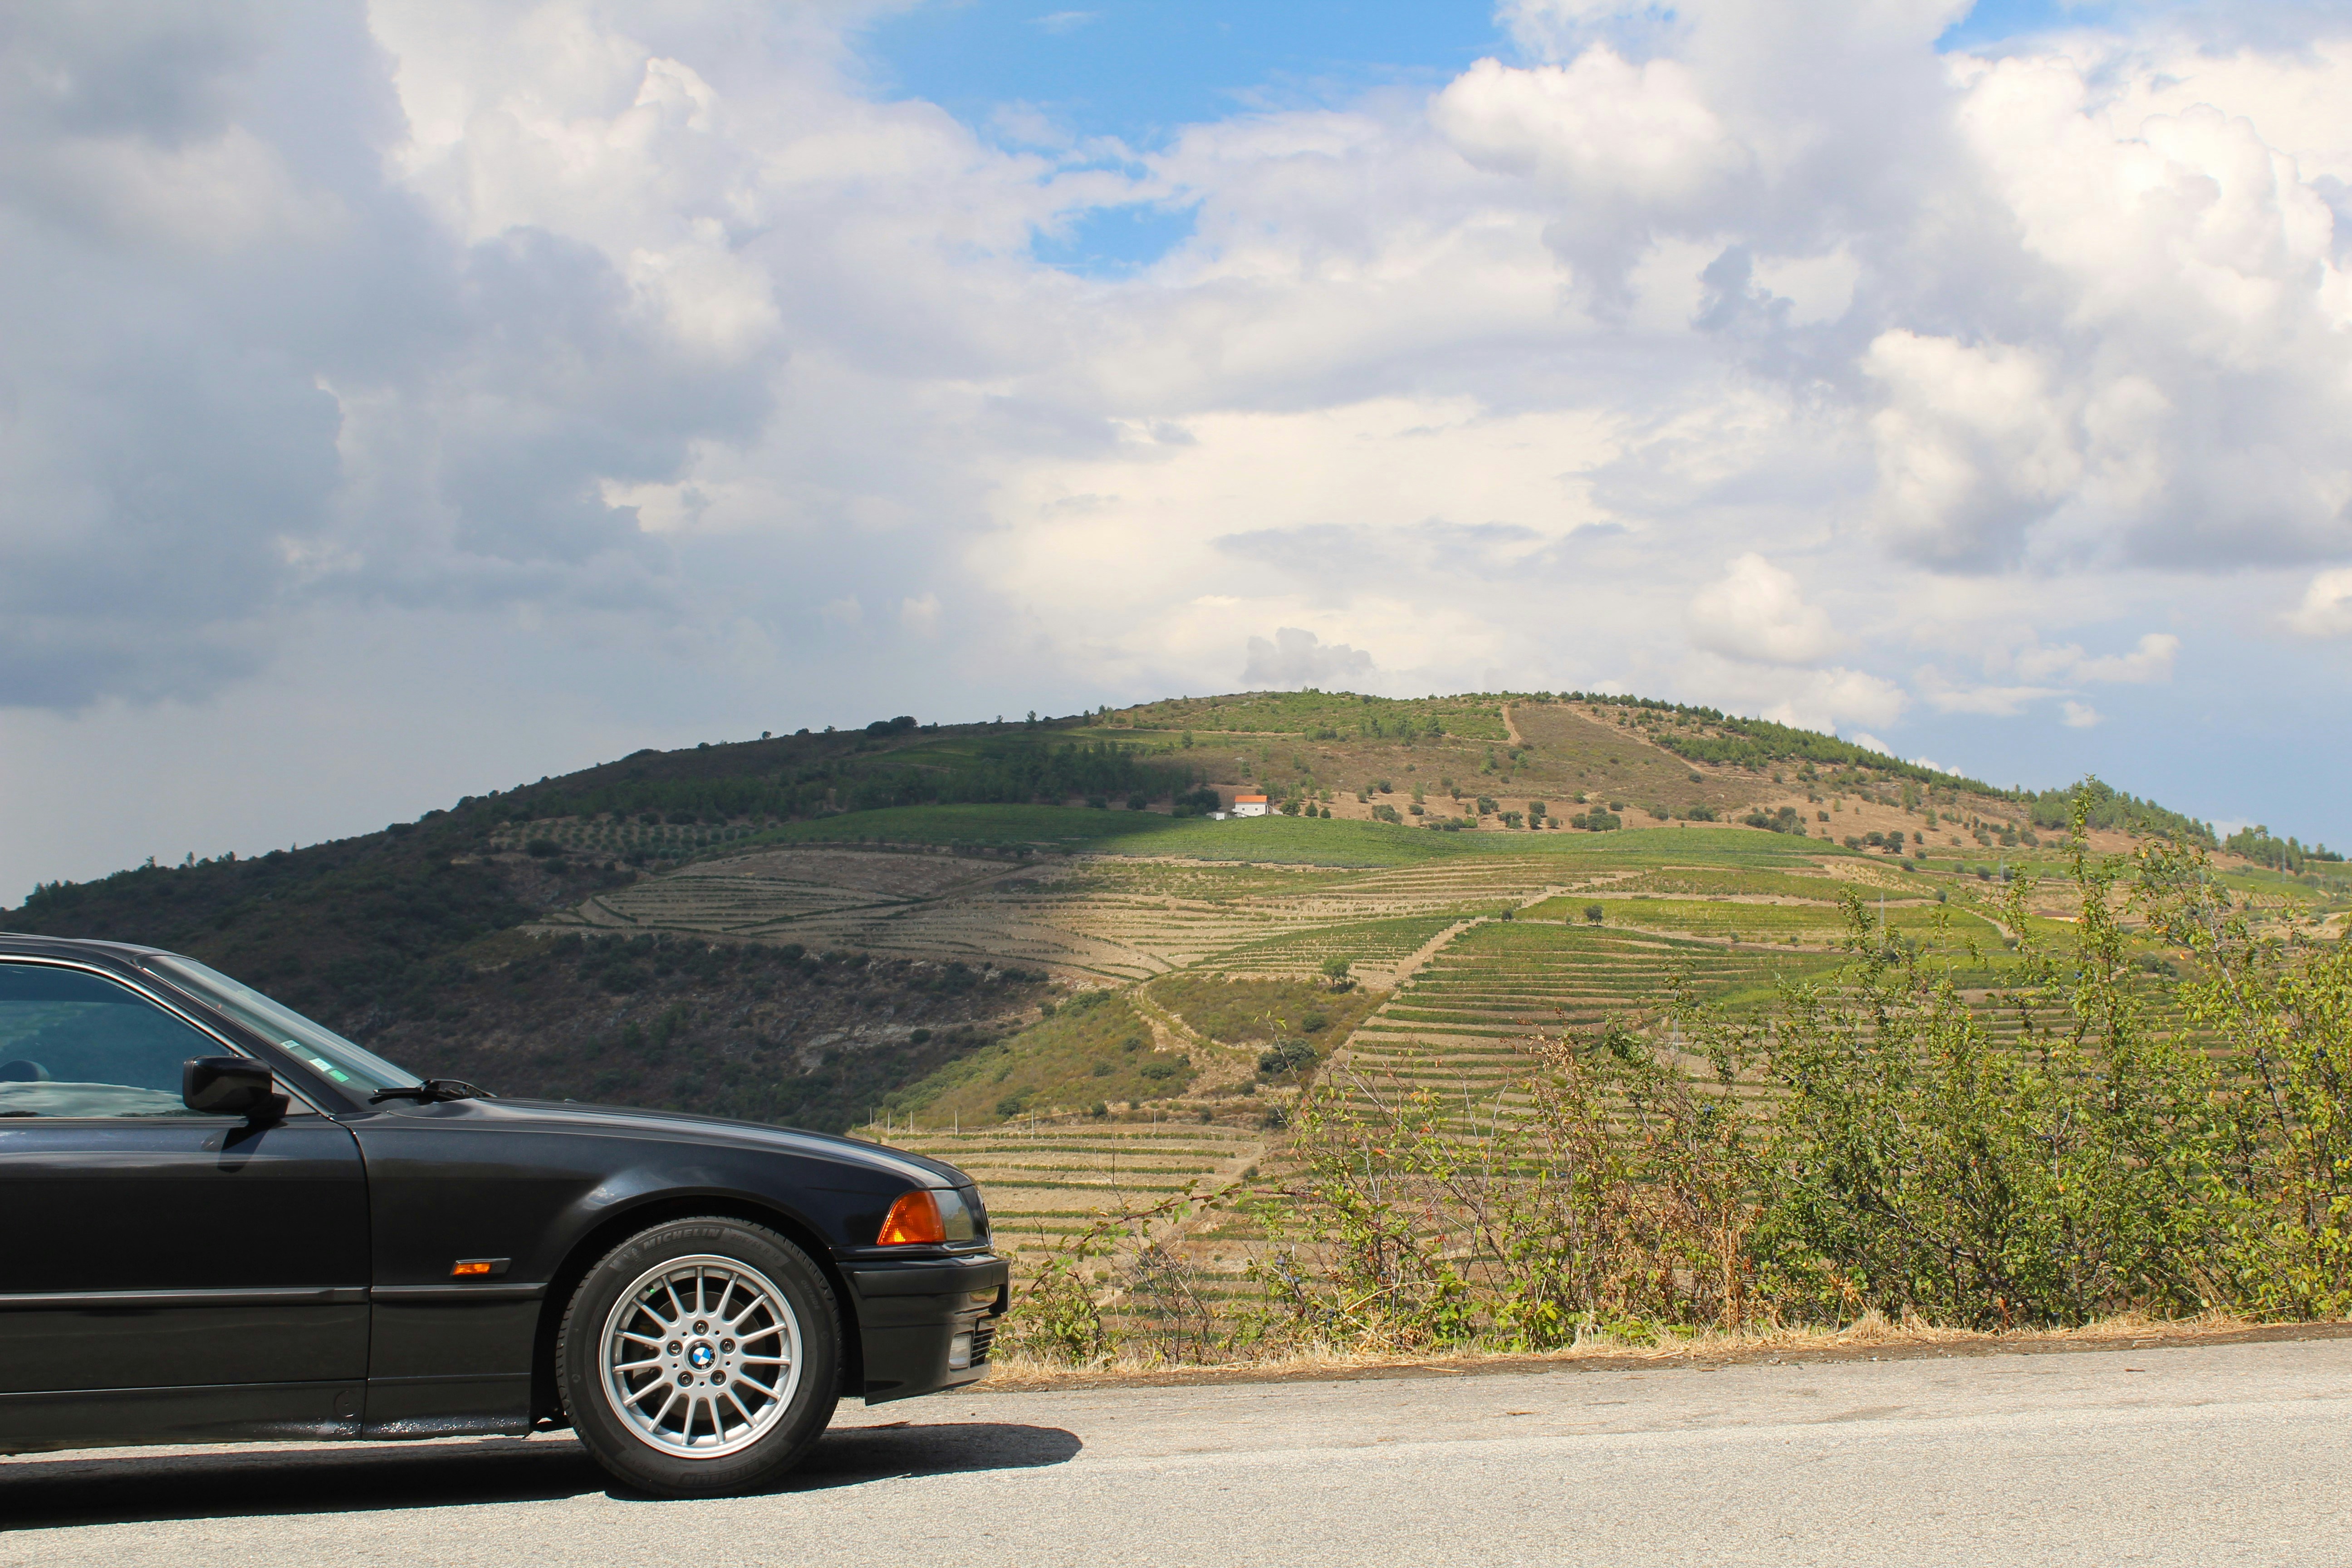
[5,0,2352,900]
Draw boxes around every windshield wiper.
[368,1079,491,1105]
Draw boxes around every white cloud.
[1918,680,2058,717]
[1750,247,1860,327]
[899,593,941,636]
[1242,628,1376,689]
[1432,51,1742,205]
[1695,661,1909,735]
[2062,700,2101,728]
[1915,629,2174,719]
[2001,631,2178,686]
[1686,554,1842,665]
[2285,568,2352,637]
[1863,332,2080,569]
[2071,632,2178,685]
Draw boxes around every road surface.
[6,1337,2352,1566]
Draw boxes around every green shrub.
[1257,1038,1318,1077]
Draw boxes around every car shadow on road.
[0,1421,1083,1530]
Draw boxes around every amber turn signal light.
[451,1259,507,1277]
[877,1190,946,1245]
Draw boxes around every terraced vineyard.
[1521,893,2002,946]
[1332,920,1839,1120]
[1189,913,1468,984]
[870,1119,1268,1265]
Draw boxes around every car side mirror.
[183,1057,284,1121]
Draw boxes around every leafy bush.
[1257,1038,1318,1077]
[1171,786,1222,817]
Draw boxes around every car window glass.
[0,964,219,1118]
[144,955,417,1097]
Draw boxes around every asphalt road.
[8,1338,2352,1567]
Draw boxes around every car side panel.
[0,1381,361,1455]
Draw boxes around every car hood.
[384,1095,977,1190]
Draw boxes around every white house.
[1230,793,1269,818]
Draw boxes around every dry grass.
[973,1309,2344,1392]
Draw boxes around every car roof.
[0,933,167,965]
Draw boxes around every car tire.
[558,1215,841,1496]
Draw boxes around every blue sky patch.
[1033,201,1200,276]
[1938,0,2121,50]
[857,0,1504,152]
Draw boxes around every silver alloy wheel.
[598,1254,804,1459]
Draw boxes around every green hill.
[8,691,2343,1148]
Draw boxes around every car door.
[0,958,371,1444]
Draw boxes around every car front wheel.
[558,1216,841,1495]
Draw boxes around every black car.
[0,933,1006,1495]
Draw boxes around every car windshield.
[145,954,419,1098]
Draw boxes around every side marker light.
[451,1258,510,1278]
